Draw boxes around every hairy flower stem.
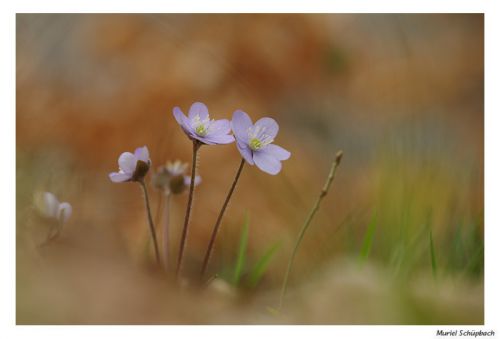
[176,140,201,277]
[279,151,343,309]
[200,158,245,280]
[163,192,171,272]
[139,179,161,264]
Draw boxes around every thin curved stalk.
[176,140,201,277]
[279,151,343,309]
[163,192,171,272]
[200,158,245,279]
[139,180,161,264]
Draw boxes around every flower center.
[249,138,262,150]
[195,124,208,136]
[247,125,273,151]
[192,115,211,137]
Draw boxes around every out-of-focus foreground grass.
[16,14,483,324]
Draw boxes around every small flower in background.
[173,102,235,145]
[108,145,160,262]
[152,160,202,272]
[231,110,291,175]
[35,192,72,224]
[109,146,151,183]
[165,159,187,176]
[152,160,201,195]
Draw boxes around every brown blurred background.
[16,14,483,324]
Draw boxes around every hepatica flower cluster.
[108,101,291,278]
[34,100,341,308]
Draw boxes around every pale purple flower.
[231,110,291,175]
[36,192,72,224]
[109,146,151,183]
[173,102,235,145]
[152,160,201,194]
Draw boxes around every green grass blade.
[450,222,464,271]
[429,228,437,279]
[248,242,281,288]
[232,214,249,286]
[359,212,377,264]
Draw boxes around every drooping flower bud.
[109,146,151,183]
[34,191,72,224]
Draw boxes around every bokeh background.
[16,14,483,324]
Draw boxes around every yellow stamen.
[195,124,208,136]
[249,138,263,150]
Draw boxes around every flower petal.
[254,117,279,139]
[43,192,60,218]
[236,141,254,165]
[231,110,253,143]
[109,171,132,183]
[188,102,209,120]
[173,107,194,135]
[184,175,202,187]
[207,119,231,137]
[190,134,216,145]
[134,146,150,163]
[194,175,202,186]
[58,202,72,224]
[253,150,282,175]
[173,107,184,125]
[261,144,291,161]
[118,152,137,174]
[203,134,235,145]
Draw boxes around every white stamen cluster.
[192,114,213,137]
[247,125,274,151]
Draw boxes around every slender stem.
[176,140,201,277]
[163,192,171,272]
[279,151,343,309]
[200,158,245,279]
[39,221,62,248]
[154,190,164,232]
[139,180,161,264]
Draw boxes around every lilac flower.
[108,145,160,262]
[231,110,291,175]
[109,146,151,183]
[152,160,202,195]
[173,102,235,145]
[36,192,72,224]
